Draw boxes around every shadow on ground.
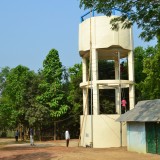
[0,151,56,160]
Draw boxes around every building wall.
[80,115,127,148]
[127,122,146,153]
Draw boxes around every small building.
[117,99,160,154]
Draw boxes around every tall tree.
[0,99,14,130]
[140,38,160,99]
[68,64,83,117]
[80,0,160,41]
[37,49,69,118]
[24,70,50,127]
[67,64,83,138]
[1,65,38,128]
[134,47,147,84]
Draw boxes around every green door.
[146,122,157,154]
[156,123,160,154]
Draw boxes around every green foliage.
[99,88,115,114]
[1,131,7,137]
[43,49,62,82]
[0,49,72,136]
[62,66,69,84]
[0,102,15,130]
[134,47,147,84]
[1,65,35,126]
[134,46,147,102]
[68,64,83,117]
[100,99,115,114]
[80,0,160,41]
[64,63,83,137]
[37,49,69,118]
[98,60,114,80]
[140,42,160,99]
[25,103,49,126]
[134,38,160,101]
[0,65,47,129]
[1,44,158,138]
[0,67,10,94]
[0,67,14,129]
[3,65,33,105]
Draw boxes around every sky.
[0,0,157,72]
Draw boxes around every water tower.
[79,15,135,148]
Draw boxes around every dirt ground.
[0,138,160,160]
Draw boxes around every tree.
[134,46,147,102]
[0,65,39,129]
[80,0,160,41]
[100,99,115,114]
[0,67,10,94]
[133,45,159,101]
[37,49,69,118]
[98,60,118,114]
[0,67,11,130]
[0,100,14,130]
[98,60,115,80]
[24,70,50,127]
[134,47,147,84]
[140,38,160,99]
[68,64,83,117]
[67,63,83,137]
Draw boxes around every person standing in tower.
[65,129,70,147]
[121,98,127,113]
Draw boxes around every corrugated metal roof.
[117,99,160,122]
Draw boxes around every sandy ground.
[0,138,160,160]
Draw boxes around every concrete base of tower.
[80,115,127,148]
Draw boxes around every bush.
[1,131,7,137]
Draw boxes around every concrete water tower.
[79,15,135,148]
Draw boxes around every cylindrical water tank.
[79,16,133,60]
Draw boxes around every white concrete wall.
[79,16,132,53]
[127,122,146,153]
[80,115,127,148]
[79,15,134,148]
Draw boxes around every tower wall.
[79,16,133,57]
[79,16,135,148]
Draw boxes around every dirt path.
[0,138,159,160]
